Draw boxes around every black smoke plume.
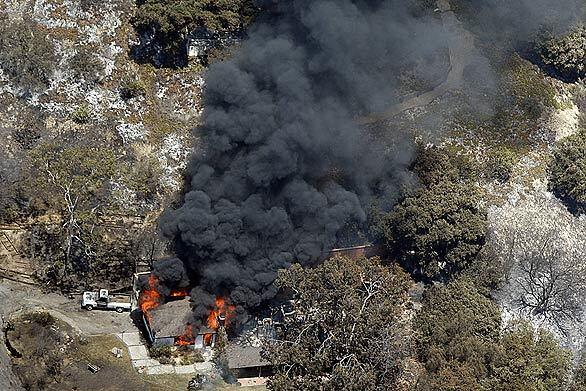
[158,0,583,326]
[159,0,445,325]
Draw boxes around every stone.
[174,364,196,374]
[146,365,175,375]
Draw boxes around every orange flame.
[207,297,235,330]
[175,324,195,346]
[170,288,189,298]
[139,275,162,321]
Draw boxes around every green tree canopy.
[133,0,257,60]
[380,180,487,279]
[548,130,586,213]
[414,278,501,390]
[538,26,586,81]
[264,256,413,391]
[414,278,572,391]
[488,322,572,391]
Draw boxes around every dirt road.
[0,280,135,335]
[358,0,475,124]
[0,279,136,390]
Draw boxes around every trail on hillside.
[358,0,475,124]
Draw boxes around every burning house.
[143,297,217,348]
[134,267,279,382]
[137,272,236,349]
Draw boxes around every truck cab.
[82,289,131,313]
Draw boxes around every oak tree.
[548,130,586,214]
[380,180,487,279]
[414,278,501,390]
[265,256,414,391]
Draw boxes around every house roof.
[227,345,271,369]
[147,297,215,338]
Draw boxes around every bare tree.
[29,143,116,283]
[488,196,586,333]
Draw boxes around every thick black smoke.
[159,0,445,324]
[158,0,584,326]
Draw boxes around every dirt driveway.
[0,279,135,335]
[0,278,137,390]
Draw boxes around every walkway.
[117,331,213,375]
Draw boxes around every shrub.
[485,146,517,182]
[71,104,92,124]
[413,144,478,187]
[505,55,559,120]
[120,79,147,100]
[70,45,103,85]
[125,156,162,201]
[149,345,173,364]
[0,17,56,93]
[23,311,55,327]
[548,130,586,213]
[538,26,586,81]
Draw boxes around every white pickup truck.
[82,289,131,313]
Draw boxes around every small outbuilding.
[227,344,273,379]
[185,27,242,64]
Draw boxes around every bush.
[548,130,586,213]
[485,146,517,182]
[149,345,173,364]
[0,17,56,93]
[70,45,103,85]
[120,79,147,100]
[23,312,55,327]
[413,144,478,187]
[71,104,92,124]
[538,26,586,81]
[505,55,559,120]
[124,156,162,201]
